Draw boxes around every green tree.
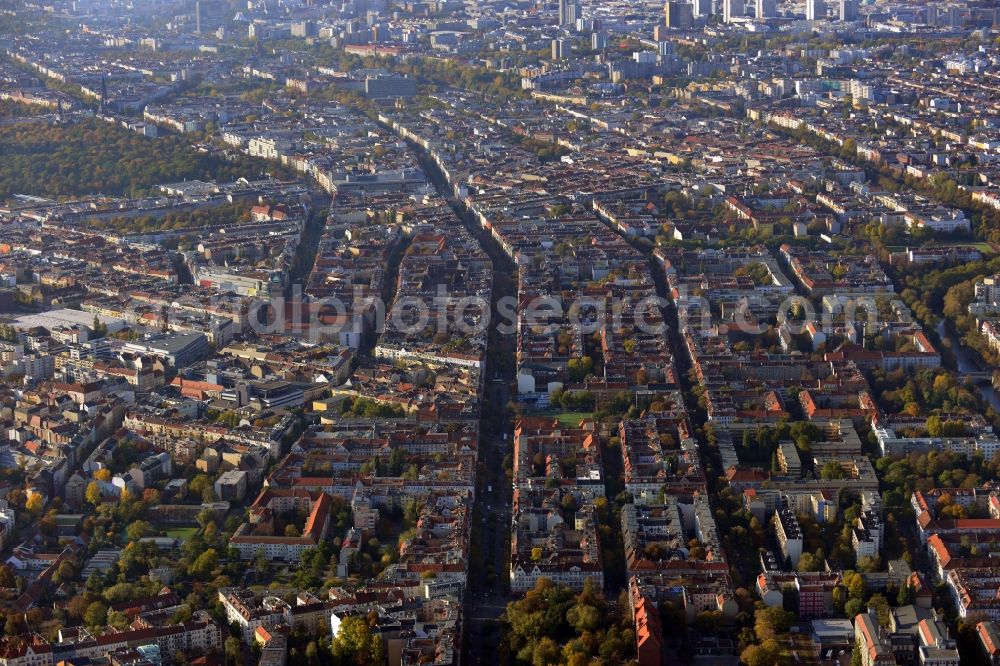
[332,615,384,665]
[819,461,848,480]
[844,598,864,619]
[868,594,891,628]
[84,601,108,629]
[0,119,288,200]
[531,637,561,666]
[224,636,243,666]
[566,603,602,633]
[566,356,594,382]
[754,606,794,642]
[188,548,218,579]
[189,475,212,501]
[107,609,129,629]
[305,640,321,666]
[126,520,152,542]
[844,571,866,600]
[797,551,823,572]
[832,586,846,614]
[897,584,915,606]
[91,315,108,339]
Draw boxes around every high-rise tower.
[723,0,745,22]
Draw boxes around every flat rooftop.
[11,308,125,333]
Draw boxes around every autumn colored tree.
[85,481,102,506]
[332,615,384,665]
[25,493,43,516]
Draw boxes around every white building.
[806,0,825,20]
[775,507,803,567]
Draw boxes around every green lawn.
[163,526,199,541]
[945,241,995,253]
[535,411,594,427]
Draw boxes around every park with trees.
[0,119,281,200]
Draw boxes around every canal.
[936,320,1000,412]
